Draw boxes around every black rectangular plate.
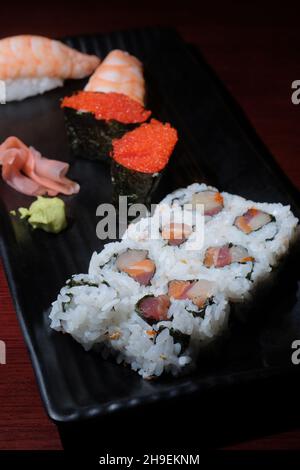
[1,29,300,425]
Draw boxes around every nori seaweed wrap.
[111,161,162,206]
[61,91,151,162]
[111,119,178,207]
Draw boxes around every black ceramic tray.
[1,29,300,429]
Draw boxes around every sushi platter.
[0,29,300,424]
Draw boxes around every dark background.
[1,0,300,450]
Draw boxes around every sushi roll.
[0,35,100,102]
[208,190,299,267]
[111,119,178,206]
[61,49,150,162]
[50,273,229,378]
[123,182,298,302]
[50,182,298,379]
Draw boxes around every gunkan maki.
[111,119,178,207]
[61,91,151,162]
[61,49,150,162]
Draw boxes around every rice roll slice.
[116,249,155,285]
[136,295,170,324]
[191,190,224,216]
[111,119,178,206]
[204,244,254,268]
[234,208,274,234]
[61,91,151,162]
[161,222,193,246]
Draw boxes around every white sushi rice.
[49,183,299,378]
[122,183,299,300]
[49,273,122,350]
[159,183,299,266]
[50,273,229,378]
[4,77,64,102]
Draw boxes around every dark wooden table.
[1,0,300,450]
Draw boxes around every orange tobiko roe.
[61,91,151,124]
[112,119,178,173]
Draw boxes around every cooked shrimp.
[0,35,100,80]
[85,49,145,105]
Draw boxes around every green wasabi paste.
[18,196,67,234]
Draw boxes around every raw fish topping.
[191,190,224,216]
[234,208,274,234]
[161,223,193,246]
[116,249,156,286]
[204,244,254,268]
[168,279,215,308]
[61,91,151,124]
[136,295,170,324]
[112,119,178,173]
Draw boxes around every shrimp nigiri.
[0,35,100,102]
[84,49,145,105]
